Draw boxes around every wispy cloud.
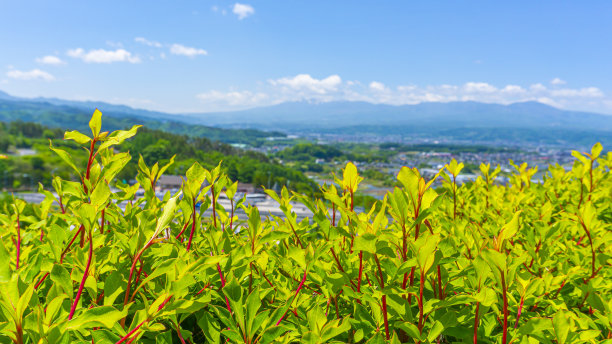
[269,74,342,94]
[233,3,254,20]
[35,55,65,65]
[67,48,141,63]
[197,90,268,106]
[463,82,497,93]
[135,37,162,48]
[369,81,388,92]
[196,73,610,112]
[7,69,55,81]
[169,44,208,57]
[551,77,566,85]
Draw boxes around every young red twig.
[276,269,307,326]
[115,295,173,344]
[68,229,93,320]
[186,198,197,251]
[374,254,389,340]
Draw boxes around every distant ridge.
[1,89,611,147]
[0,90,284,144]
[187,100,612,132]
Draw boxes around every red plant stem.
[276,269,307,326]
[424,219,434,235]
[329,248,357,290]
[175,322,186,344]
[357,251,363,292]
[80,225,85,248]
[122,239,159,327]
[35,224,84,289]
[333,294,340,319]
[579,292,590,308]
[15,324,23,344]
[258,268,276,289]
[100,209,105,234]
[414,202,421,240]
[578,221,597,279]
[374,254,389,340]
[15,212,20,270]
[514,297,525,329]
[175,220,190,239]
[115,296,173,344]
[437,265,443,299]
[501,273,508,344]
[406,201,422,304]
[288,221,304,249]
[418,271,425,332]
[69,229,93,320]
[554,280,566,299]
[82,138,97,193]
[196,283,211,295]
[474,302,480,344]
[330,248,344,272]
[58,194,66,214]
[130,259,146,302]
[407,267,416,304]
[211,184,217,228]
[186,198,197,251]
[216,263,232,313]
[332,204,336,226]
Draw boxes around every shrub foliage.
[0,110,611,343]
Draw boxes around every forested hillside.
[0,97,285,145]
[0,120,315,194]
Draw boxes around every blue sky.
[1,1,612,114]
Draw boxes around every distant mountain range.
[0,90,284,144]
[1,90,611,147]
[189,100,612,131]
[187,100,612,147]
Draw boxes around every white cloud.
[550,87,603,98]
[197,90,268,106]
[194,74,612,113]
[529,83,547,92]
[233,3,254,20]
[369,81,388,92]
[464,82,497,93]
[67,48,141,63]
[35,55,65,65]
[397,85,417,92]
[501,85,525,94]
[7,69,55,81]
[169,44,208,57]
[269,74,342,94]
[536,97,559,107]
[135,37,162,48]
[551,77,566,85]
